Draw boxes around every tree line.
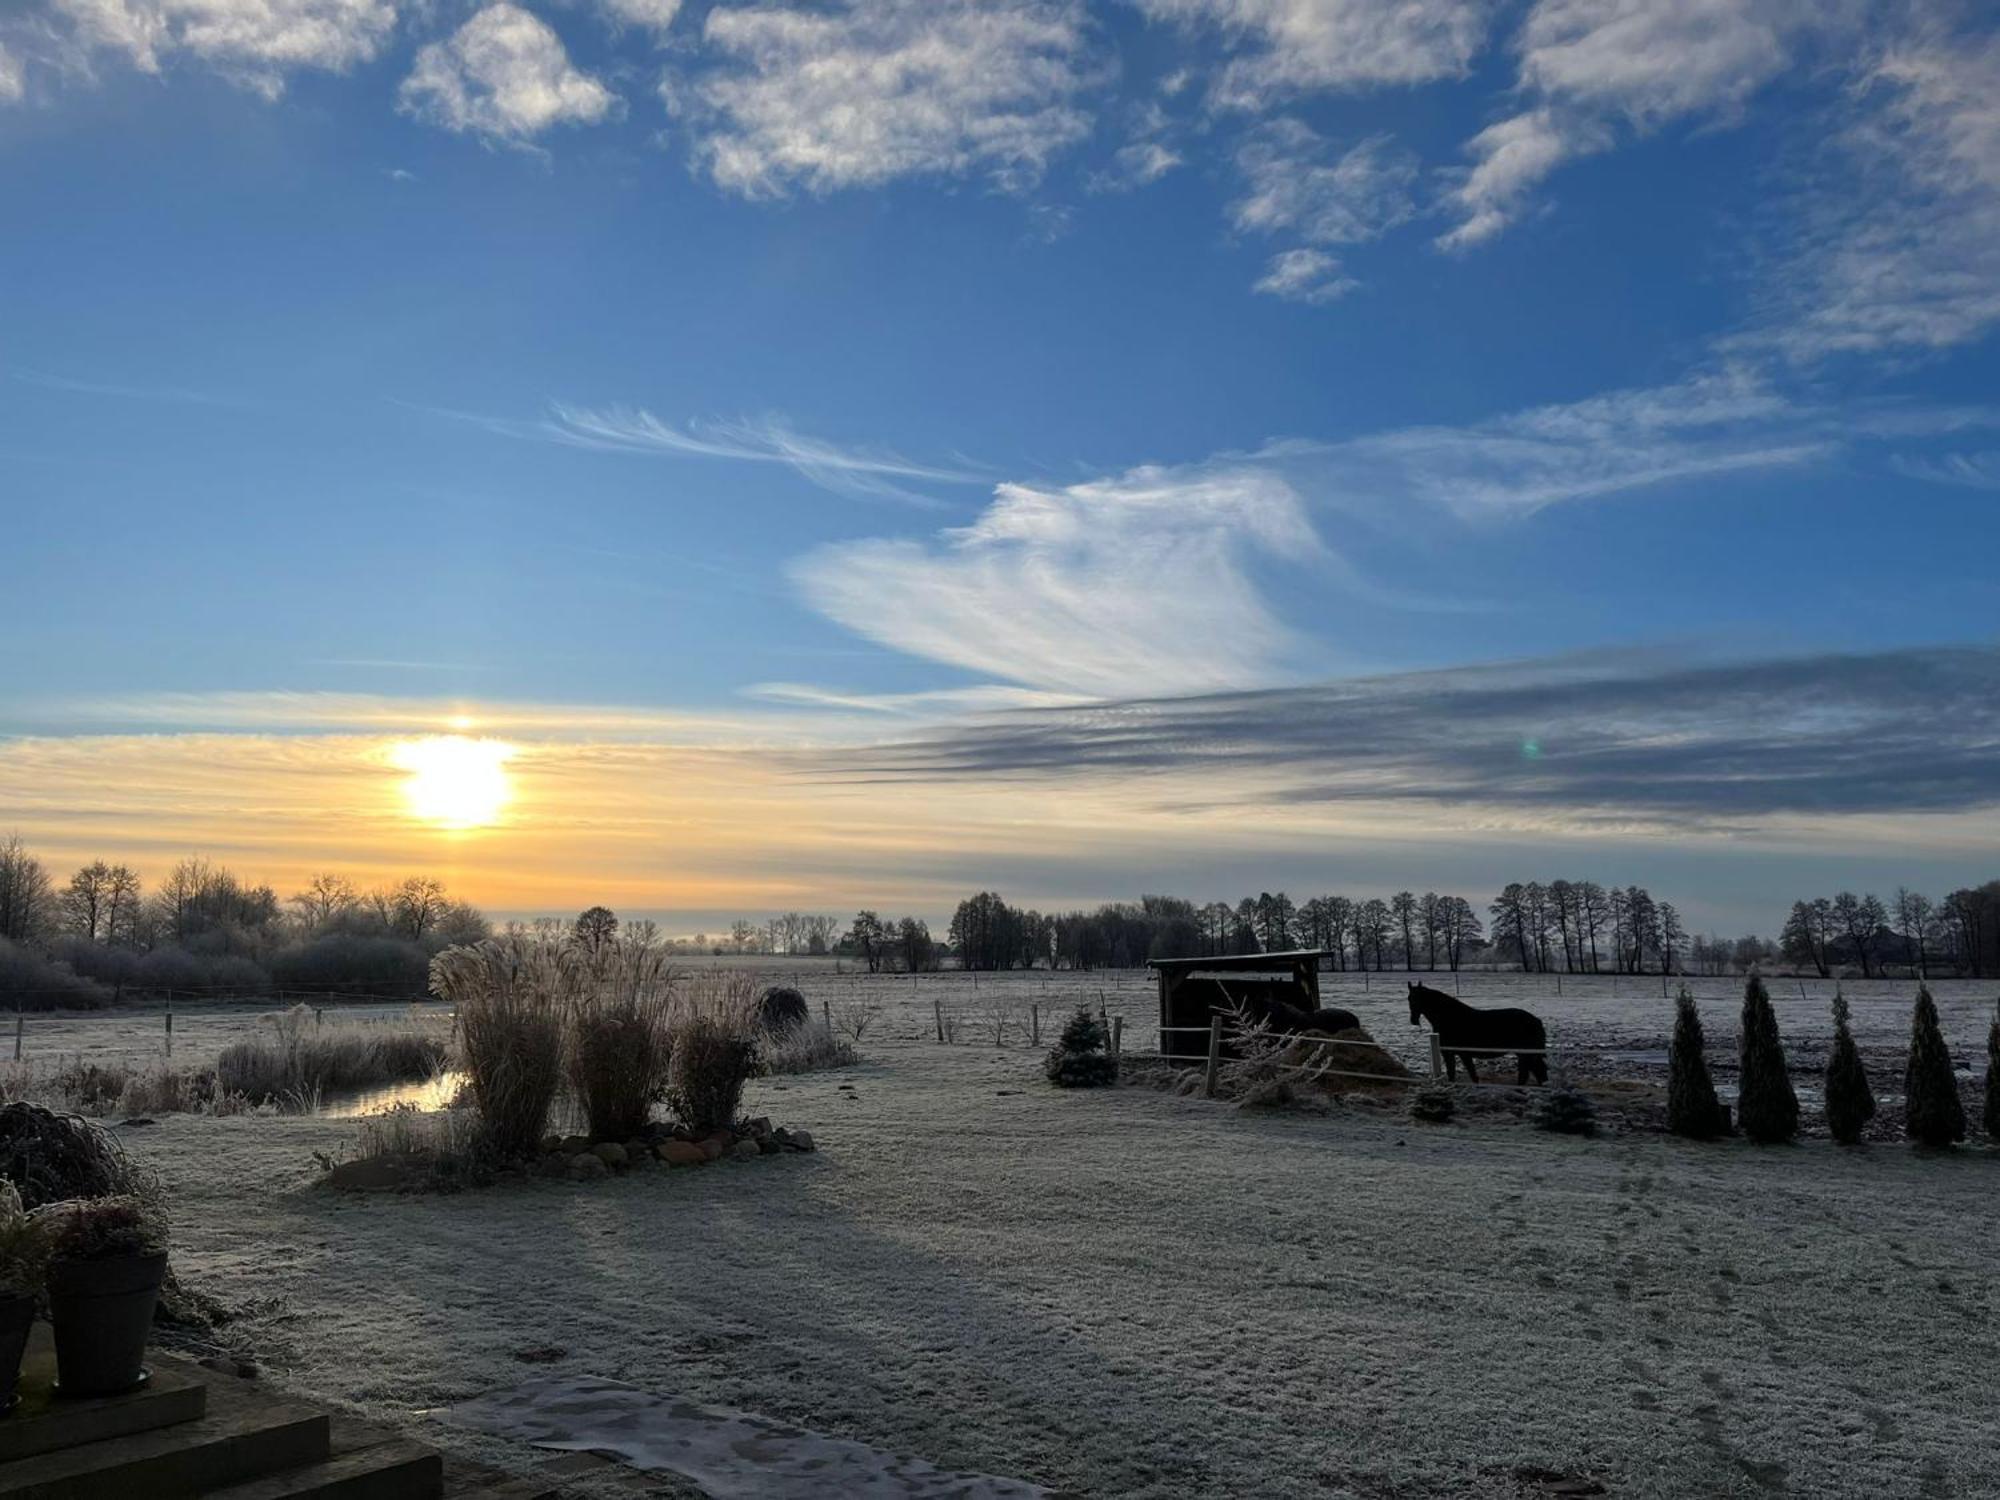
[0,835,488,1007]
[1781,884,2000,978]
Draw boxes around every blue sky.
[2,0,1998,928]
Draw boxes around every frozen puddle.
[450,1375,1061,1499]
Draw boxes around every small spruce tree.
[1534,1079,1597,1136]
[1985,1008,2000,1143]
[1736,973,1799,1145]
[1667,987,1727,1140]
[1823,990,1875,1146]
[1045,1007,1118,1089]
[1903,985,1965,1148]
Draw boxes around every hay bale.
[757,986,809,1032]
[1278,1026,1412,1091]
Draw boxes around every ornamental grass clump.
[1045,1007,1117,1088]
[0,1102,148,1208]
[664,973,761,1137]
[0,1182,51,1297]
[1903,984,1965,1148]
[1824,991,1876,1146]
[42,1194,167,1263]
[431,937,568,1160]
[565,940,677,1142]
[1736,974,1798,1145]
[1666,987,1727,1140]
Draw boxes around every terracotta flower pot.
[0,1292,33,1413]
[48,1252,166,1397]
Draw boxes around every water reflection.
[321,1070,468,1118]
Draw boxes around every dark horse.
[1219,984,1359,1041]
[1407,982,1548,1084]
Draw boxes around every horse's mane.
[1409,981,1472,1018]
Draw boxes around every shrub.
[566,943,676,1141]
[1736,974,1798,1144]
[666,1011,759,1137]
[1986,1009,2000,1143]
[0,940,111,1011]
[757,986,809,1031]
[40,1194,167,1262]
[1904,984,1965,1148]
[1409,1084,1455,1124]
[1045,1007,1117,1089]
[353,1105,490,1189]
[1824,991,1876,1146]
[1666,987,1727,1140]
[0,1102,149,1208]
[432,939,567,1159]
[270,934,431,997]
[761,1019,856,1075]
[1534,1081,1597,1136]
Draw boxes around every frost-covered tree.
[1824,991,1875,1146]
[1903,985,1965,1148]
[1737,974,1798,1144]
[1667,987,1726,1139]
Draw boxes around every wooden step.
[200,1437,440,1500]
[0,1362,328,1500]
[0,1325,207,1464]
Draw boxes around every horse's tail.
[1528,1017,1550,1083]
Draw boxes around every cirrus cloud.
[399,4,616,143]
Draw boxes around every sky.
[2,0,1998,936]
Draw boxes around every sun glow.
[390,735,515,829]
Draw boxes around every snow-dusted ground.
[124,1029,2000,1500]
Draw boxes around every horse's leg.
[1443,1049,1458,1082]
[1461,1053,1479,1085]
[1516,1054,1530,1086]
[1532,1053,1549,1085]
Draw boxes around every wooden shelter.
[1149,950,1331,1061]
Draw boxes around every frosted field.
[123,1032,2000,1500]
[18,964,2000,1496]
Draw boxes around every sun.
[390,735,515,829]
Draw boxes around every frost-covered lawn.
[132,1037,1999,1500]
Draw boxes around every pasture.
[16,963,2000,1497]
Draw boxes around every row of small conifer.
[1668,975,1997,1146]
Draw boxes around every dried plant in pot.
[39,1195,168,1397]
[0,1182,52,1412]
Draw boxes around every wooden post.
[1429,1032,1445,1080]
[822,1000,832,1030]
[1556,973,1562,996]
[1031,1003,1040,1044]
[1110,1015,1123,1060]
[11,1014,20,1063]
[1798,978,1809,1002]
[1202,1015,1223,1099]
[164,1009,174,1058]
[934,997,944,1043]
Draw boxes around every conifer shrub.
[1666,987,1727,1140]
[1409,1084,1455,1124]
[1823,991,1875,1145]
[1533,1080,1596,1136]
[1903,985,1965,1148]
[1985,1009,2000,1144]
[1736,974,1798,1144]
[1045,1007,1117,1088]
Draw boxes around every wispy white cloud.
[1439,0,1848,250]
[741,682,1081,715]
[1130,0,1489,107]
[1746,26,2000,361]
[1234,123,1416,245]
[0,41,24,102]
[1323,368,1827,519]
[1253,248,1355,306]
[679,0,1099,198]
[429,401,985,506]
[1890,451,2000,491]
[595,0,679,40]
[10,366,241,406]
[399,4,616,143]
[791,460,1326,697]
[40,0,396,98]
